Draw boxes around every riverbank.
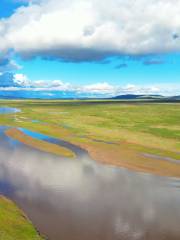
[0,195,44,240]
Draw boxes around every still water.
[0,125,180,240]
[0,107,20,114]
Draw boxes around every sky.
[0,0,180,97]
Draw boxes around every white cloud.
[30,79,71,90]
[1,0,180,61]
[13,73,30,86]
[120,84,160,95]
[0,72,29,87]
[79,82,114,94]
[0,72,180,96]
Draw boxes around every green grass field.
[0,196,43,240]
[0,100,179,154]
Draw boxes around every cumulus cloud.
[1,0,180,62]
[0,72,72,90]
[0,72,179,96]
[79,82,114,94]
[120,84,160,95]
[0,72,28,87]
[31,79,71,90]
[13,73,30,86]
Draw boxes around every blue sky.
[0,0,28,18]
[0,0,180,96]
[15,54,180,86]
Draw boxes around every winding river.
[1,107,180,240]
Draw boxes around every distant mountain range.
[0,90,179,101]
[111,94,180,101]
[112,94,164,99]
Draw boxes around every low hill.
[111,94,164,100]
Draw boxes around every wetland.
[0,100,180,240]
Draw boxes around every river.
[0,108,180,240]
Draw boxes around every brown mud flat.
[6,128,75,158]
[66,138,180,178]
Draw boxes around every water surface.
[0,126,180,240]
[0,107,20,114]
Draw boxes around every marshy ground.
[0,99,180,177]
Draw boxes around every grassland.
[0,100,180,177]
[0,195,43,240]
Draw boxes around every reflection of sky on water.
[0,126,180,240]
[0,107,20,114]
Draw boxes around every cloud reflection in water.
[0,127,180,240]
